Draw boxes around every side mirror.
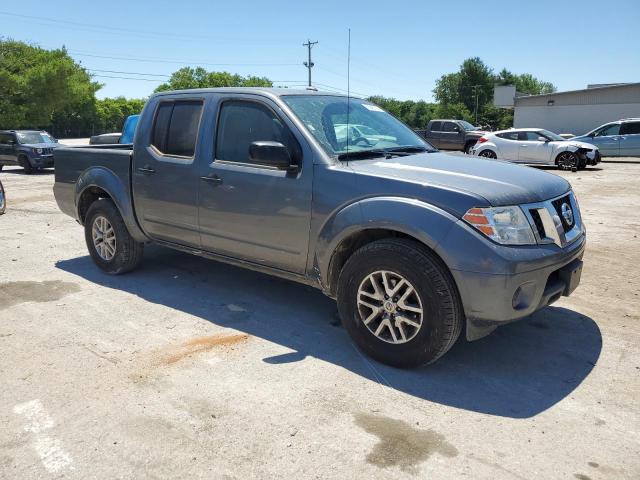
[7,140,16,145]
[538,136,549,142]
[249,141,295,170]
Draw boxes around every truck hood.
[348,151,570,207]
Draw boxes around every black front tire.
[556,151,579,171]
[478,149,497,159]
[20,156,33,174]
[0,180,5,215]
[337,238,463,368]
[84,199,144,274]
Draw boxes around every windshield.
[459,120,479,131]
[40,132,55,143]
[539,129,566,141]
[16,132,49,144]
[282,95,430,157]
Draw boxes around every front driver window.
[216,100,297,164]
[595,124,620,137]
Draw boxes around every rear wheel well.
[327,229,445,297]
[78,187,112,224]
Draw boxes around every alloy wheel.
[92,215,116,261]
[356,270,424,344]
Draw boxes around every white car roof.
[492,128,544,134]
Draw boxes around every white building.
[494,83,640,135]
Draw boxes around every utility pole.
[471,85,481,124]
[302,39,318,87]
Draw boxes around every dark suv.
[0,130,59,173]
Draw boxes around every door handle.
[200,174,223,185]
[137,166,155,174]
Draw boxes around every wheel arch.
[75,167,148,242]
[315,196,460,297]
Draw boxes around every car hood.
[348,151,570,208]
[563,139,596,149]
[21,143,60,148]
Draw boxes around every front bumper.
[30,154,54,168]
[450,234,585,340]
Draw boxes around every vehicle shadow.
[0,167,54,175]
[56,246,602,419]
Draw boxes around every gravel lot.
[1,159,639,479]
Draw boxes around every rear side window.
[151,100,203,157]
[216,100,298,164]
[620,122,640,135]
[496,132,519,140]
[429,121,442,132]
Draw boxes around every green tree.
[367,96,437,128]
[154,67,272,92]
[0,39,100,130]
[496,69,556,95]
[433,58,556,129]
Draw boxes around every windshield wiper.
[337,149,391,160]
[337,146,433,161]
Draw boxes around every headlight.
[35,148,43,154]
[463,206,536,245]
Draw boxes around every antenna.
[346,28,351,162]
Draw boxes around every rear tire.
[337,238,463,368]
[19,156,33,174]
[464,141,476,154]
[84,199,144,274]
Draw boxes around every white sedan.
[470,128,600,170]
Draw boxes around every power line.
[67,49,298,67]
[0,11,293,44]
[91,74,164,82]
[302,40,318,87]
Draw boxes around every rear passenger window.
[430,121,442,132]
[620,122,640,135]
[151,100,203,157]
[497,132,519,140]
[216,100,297,164]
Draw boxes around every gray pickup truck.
[53,88,585,367]
[422,119,485,153]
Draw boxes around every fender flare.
[313,196,459,290]
[75,166,148,242]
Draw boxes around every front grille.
[551,195,574,233]
[529,209,545,238]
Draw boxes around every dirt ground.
[0,159,639,479]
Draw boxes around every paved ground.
[1,159,639,479]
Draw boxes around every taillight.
[478,137,488,143]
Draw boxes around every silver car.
[572,118,640,157]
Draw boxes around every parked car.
[422,119,485,153]
[89,114,142,146]
[0,179,5,215]
[471,128,600,170]
[571,118,640,157]
[53,88,585,367]
[334,123,396,146]
[0,130,60,173]
[119,114,140,144]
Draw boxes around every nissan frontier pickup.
[53,88,585,367]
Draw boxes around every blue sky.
[2,0,638,101]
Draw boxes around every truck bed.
[53,145,133,222]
